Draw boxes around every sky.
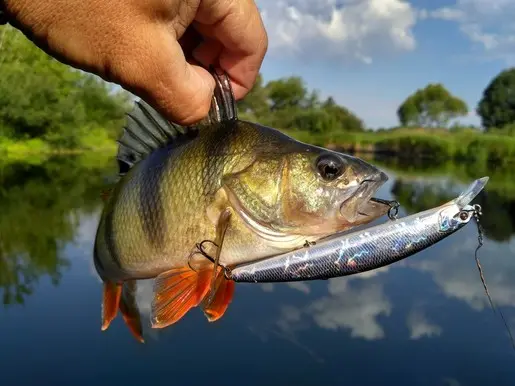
[255,0,515,129]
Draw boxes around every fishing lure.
[228,177,489,283]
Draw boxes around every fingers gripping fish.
[93,67,392,342]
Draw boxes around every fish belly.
[96,143,218,281]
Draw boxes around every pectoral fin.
[150,265,212,329]
[206,208,232,303]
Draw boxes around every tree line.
[0,25,131,148]
[2,24,515,150]
[396,69,515,133]
[240,70,515,134]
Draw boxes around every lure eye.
[459,211,469,221]
[315,153,344,181]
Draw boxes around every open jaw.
[339,171,391,224]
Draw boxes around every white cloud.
[307,277,392,339]
[406,234,515,312]
[407,308,442,340]
[426,0,515,62]
[257,0,418,63]
[270,269,393,341]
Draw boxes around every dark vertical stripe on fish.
[202,122,237,196]
[138,150,167,249]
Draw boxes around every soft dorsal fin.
[116,68,238,176]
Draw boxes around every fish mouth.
[339,170,390,224]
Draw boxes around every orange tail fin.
[101,281,122,331]
[150,265,212,329]
[202,269,235,322]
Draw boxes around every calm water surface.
[1,155,515,386]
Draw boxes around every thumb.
[109,26,215,126]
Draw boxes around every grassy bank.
[0,127,117,163]
[285,128,515,166]
[2,124,514,169]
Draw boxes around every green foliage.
[0,25,131,148]
[266,76,308,111]
[477,68,515,130]
[397,83,468,128]
[237,75,364,134]
[237,73,268,118]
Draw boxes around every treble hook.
[187,239,234,281]
[187,239,218,271]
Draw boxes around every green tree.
[322,97,364,132]
[0,25,131,146]
[237,73,268,118]
[477,68,515,130]
[397,83,468,128]
[290,108,337,134]
[265,76,308,111]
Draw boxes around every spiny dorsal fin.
[116,68,238,176]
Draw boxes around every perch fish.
[93,69,393,342]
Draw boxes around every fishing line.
[473,204,515,351]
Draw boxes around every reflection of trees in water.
[390,177,515,242]
[0,155,115,306]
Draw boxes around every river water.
[1,154,514,385]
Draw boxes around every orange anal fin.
[202,270,235,322]
[101,281,122,331]
[150,266,212,329]
[119,281,145,343]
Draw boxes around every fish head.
[278,149,390,235]
[224,143,390,240]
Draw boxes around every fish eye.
[459,211,469,221]
[315,153,344,181]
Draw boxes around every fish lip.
[339,171,389,220]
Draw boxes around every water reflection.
[376,155,515,242]
[1,154,515,385]
[0,154,116,306]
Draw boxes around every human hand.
[2,0,268,125]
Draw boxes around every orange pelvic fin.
[119,280,144,343]
[101,281,122,331]
[150,265,212,329]
[201,269,235,322]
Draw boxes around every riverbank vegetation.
[2,25,515,166]
[0,25,130,159]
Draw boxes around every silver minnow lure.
[229,177,489,283]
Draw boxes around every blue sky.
[255,0,515,129]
